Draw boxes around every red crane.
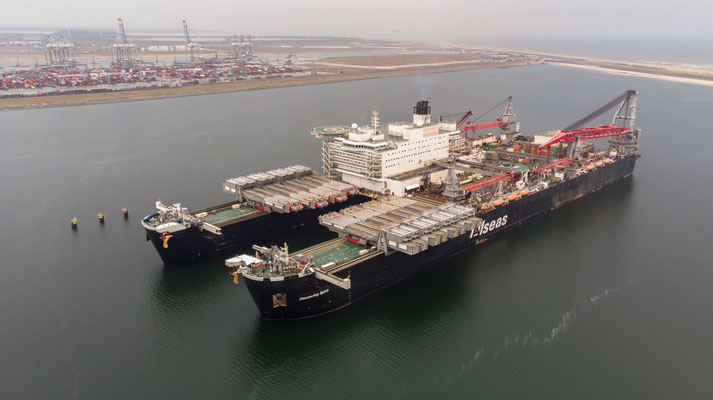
[461,120,508,133]
[538,90,638,149]
[531,158,574,175]
[455,110,473,129]
[461,173,511,193]
[539,126,630,148]
[439,109,473,130]
[461,96,515,134]
[440,96,516,134]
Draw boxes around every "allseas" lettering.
[470,215,508,238]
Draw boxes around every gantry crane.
[110,18,139,68]
[182,20,198,61]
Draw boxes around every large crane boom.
[182,20,198,61]
[539,126,630,148]
[539,91,638,148]
[455,110,473,128]
[183,20,191,45]
[461,120,508,132]
[118,19,127,43]
[461,173,511,193]
[564,90,636,130]
[439,110,473,130]
[531,158,574,175]
[460,96,515,134]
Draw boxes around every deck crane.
[538,90,639,159]
[461,173,511,193]
[439,109,473,130]
[439,97,516,134]
[460,96,517,134]
[182,20,198,61]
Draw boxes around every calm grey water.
[1,65,712,399]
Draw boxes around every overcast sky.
[3,0,711,41]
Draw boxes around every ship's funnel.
[413,100,431,127]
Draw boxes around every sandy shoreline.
[551,62,713,87]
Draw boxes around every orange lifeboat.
[507,193,517,201]
[481,203,491,210]
[595,161,603,167]
[603,158,611,164]
[586,164,595,171]
[492,198,504,207]
[520,188,530,196]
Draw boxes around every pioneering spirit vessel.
[142,166,365,264]
[227,91,642,320]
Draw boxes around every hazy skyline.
[3,0,711,41]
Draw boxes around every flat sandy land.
[553,63,713,87]
[0,57,525,110]
[476,46,713,84]
[310,53,488,67]
[431,41,713,85]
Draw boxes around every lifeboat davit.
[520,188,530,196]
[586,164,595,171]
[492,198,504,207]
[603,158,611,164]
[595,161,603,167]
[507,193,517,201]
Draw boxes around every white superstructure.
[319,101,457,196]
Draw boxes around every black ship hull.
[242,155,638,320]
[145,196,367,265]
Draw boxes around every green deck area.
[310,240,365,269]
[203,205,259,224]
